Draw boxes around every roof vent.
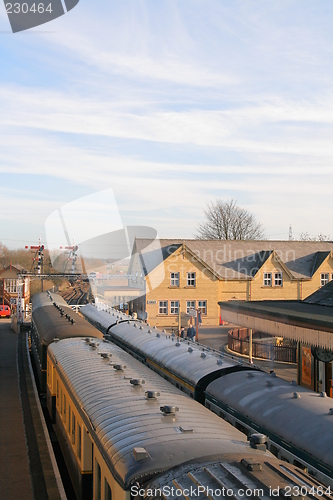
[162,329,166,333]
[270,371,276,377]
[291,380,297,386]
[172,337,174,342]
[53,337,60,343]
[249,433,268,451]
[71,319,75,324]
[127,321,131,324]
[188,347,193,353]
[145,390,160,399]
[241,458,263,472]
[247,372,254,378]
[179,426,193,433]
[140,326,143,330]
[148,329,152,333]
[238,360,243,366]
[89,342,99,349]
[266,380,273,387]
[156,333,160,338]
[114,364,126,371]
[217,359,223,365]
[329,408,333,415]
[292,392,301,399]
[130,378,145,386]
[200,352,206,359]
[84,338,91,343]
[320,391,327,398]
[133,323,137,328]
[153,326,156,329]
[160,405,179,416]
[100,352,111,359]
[133,447,148,461]
[175,341,180,347]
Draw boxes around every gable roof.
[0,263,28,275]
[133,239,333,280]
[310,251,332,277]
[305,280,333,307]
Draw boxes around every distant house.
[0,263,30,314]
[128,239,333,327]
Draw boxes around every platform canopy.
[219,299,333,351]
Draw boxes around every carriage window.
[68,406,71,434]
[104,479,112,500]
[72,414,76,444]
[95,460,101,500]
[63,394,66,423]
[77,424,82,460]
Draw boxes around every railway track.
[59,283,90,306]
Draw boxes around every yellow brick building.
[128,239,333,328]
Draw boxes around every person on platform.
[187,325,195,340]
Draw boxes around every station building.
[0,263,30,313]
[128,239,333,328]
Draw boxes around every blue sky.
[1,1,333,248]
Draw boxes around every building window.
[274,272,283,287]
[263,273,272,286]
[158,301,168,314]
[187,272,196,287]
[321,273,329,286]
[170,272,179,287]
[170,301,179,315]
[105,479,112,500]
[4,279,17,293]
[186,301,195,314]
[197,301,207,315]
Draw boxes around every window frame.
[197,300,207,315]
[186,300,195,314]
[186,272,196,287]
[170,300,179,315]
[274,272,283,287]
[170,272,180,287]
[321,273,329,287]
[263,272,272,287]
[158,301,168,315]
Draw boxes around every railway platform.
[0,319,65,500]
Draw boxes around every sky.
[0,0,333,249]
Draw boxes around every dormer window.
[187,272,196,287]
[321,273,329,287]
[274,272,283,287]
[263,273,272,286]
[170,272,179,287]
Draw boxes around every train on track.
[31,292,333,500]
[80,303,333,486]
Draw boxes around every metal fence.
[228,333,296,363]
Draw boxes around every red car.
[0,305,11,318]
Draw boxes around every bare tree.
[196,199,265,240]
[299,232,331,242]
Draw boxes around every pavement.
[0,319,64,500]
[194,324,297,383]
